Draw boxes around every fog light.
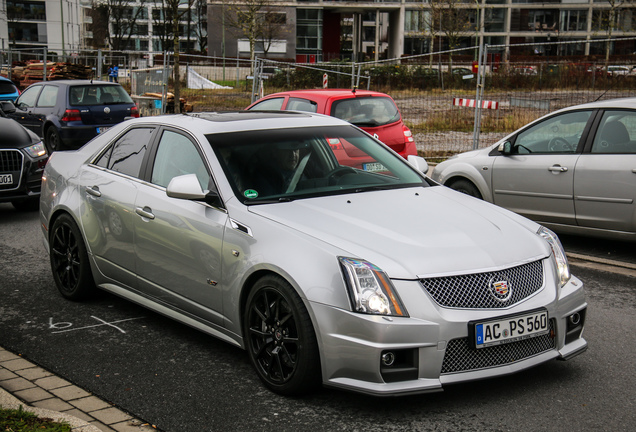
[381,352,395,367]
[569,313,581,326]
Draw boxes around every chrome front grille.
[0,150,24,191]
[420,260,544,309]
[441,319,556,374]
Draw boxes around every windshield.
[208,125,427,203]
[69,85,133,106]
[330,96,400,127]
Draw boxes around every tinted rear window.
[69,85,133,106]
[330,96,400,127]
[0,81,17,95]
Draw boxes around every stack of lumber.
[1,61,93,89]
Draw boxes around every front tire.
[449,179,482,199]
[50,214,94,300]
[244,275,321,395]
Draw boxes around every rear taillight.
[61,109,81,122]
[130,105,140,118]
[403,125,414,143]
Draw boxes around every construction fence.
[2,38,636,157]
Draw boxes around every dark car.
[0,101,48,211]
[8,80,139,152]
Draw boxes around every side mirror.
[166,173,222,207]
[498,141,513,155]
[407,155,429,175]
[0,100,16,116]
[166,174,208,200]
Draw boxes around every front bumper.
[0,151,45,203]
[311,274,587,396]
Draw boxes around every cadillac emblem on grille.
[489,276,512,302]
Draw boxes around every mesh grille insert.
[441,320,556,374]
[420,260,544,309]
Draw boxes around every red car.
[247,89,416,170]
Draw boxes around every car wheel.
[244,275,321,395]
[49,213,94,300]
[11,198,39,212]
[449,179,482,199]
[46,127,65,152]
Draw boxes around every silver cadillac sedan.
[40,111,587,396]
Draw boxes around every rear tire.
[49,214,94,300]
[244,275,321,395]
[46,127,65,152]
[449,179,482,199]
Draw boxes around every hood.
[0,117,41,149]
[249,186,548,279]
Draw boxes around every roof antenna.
[352,87,356,94]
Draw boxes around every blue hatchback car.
[0,76,20,102]
[8,80,139,152]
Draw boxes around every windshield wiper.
[245,197,295,204]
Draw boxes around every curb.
[0,387,102,432]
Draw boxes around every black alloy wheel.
[50,214,94,300]
[244,275,320,395]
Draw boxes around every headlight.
[24,141,47,158]
[339,257,408,317]
[538,226,570,287]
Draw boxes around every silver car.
[432,98,636,242]
[40,111,587,396]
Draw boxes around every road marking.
[49,316,145,334]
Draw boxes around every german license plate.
[363,162,385,172]
[472,309,549,349]
[97,126,110,134]
[0,174,13,185]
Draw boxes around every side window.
[36,86,59,107]
[514,110,591,154]
[94,128,154,177]
[248,97,285,111]
[151,130,211,190]
[592,111,636,154]
[17,85,42,108]
[287,98,317,113]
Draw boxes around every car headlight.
[24,141,47,158]
[538,226,570,287]
[339,257,408,317]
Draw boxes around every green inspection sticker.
[244,189,259,199]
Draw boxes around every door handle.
[135,206,155,220]
[548,165,568,173]
[86,186,101,197]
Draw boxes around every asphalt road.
[1,203,635,431]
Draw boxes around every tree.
[98,0,148,51]
[426,0,473,72]
[192,0,208,54]
[222,0,289,71]
[164,0,195,113]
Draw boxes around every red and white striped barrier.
[453,97,499,110]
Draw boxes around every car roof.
[260,89,393,101]
[124,111,352,134]
[0,76,16,83]
[562,97,636,111]
[24,80,117,87]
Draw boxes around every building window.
[484,8,506,32]
[560,10,587,32]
